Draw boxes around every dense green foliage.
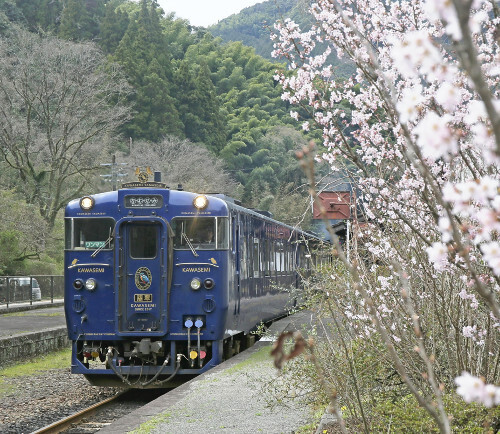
[209,0,354,77]
[0,0,323,272]
[5,0,316,208]
[208,0,301,62]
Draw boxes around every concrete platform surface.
[100,310,320,434]
[0,304,66,338]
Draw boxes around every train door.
[117,220,167,334]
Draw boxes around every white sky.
[157,0,265,27]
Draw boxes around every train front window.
[171,217,229,250]
[129,224,157,259]
[65,218,115,250]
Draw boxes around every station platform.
[0,301,67,366]
[100,310,323,434]
[0,301,65,338]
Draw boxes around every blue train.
[64,171,325,388]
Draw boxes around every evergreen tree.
[173,59,197,134]
[188,63,226,152]
[99,0,129,53]
[134,58,183,140]
[59,0,92,41]
[114,0,182,142]
[15,0,61,32]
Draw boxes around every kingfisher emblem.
[135,267,152,290]
[135,167,153,183]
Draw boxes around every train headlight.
[190,278,202,290]
[80,196,95,211]
[85,278,97,291]
[73,279,84,290]
[193,195,208,210]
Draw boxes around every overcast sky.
[157,0,265,27]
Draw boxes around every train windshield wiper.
[91,228,114,258]
[182,232,199,257]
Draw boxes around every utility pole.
[100,155,127,191]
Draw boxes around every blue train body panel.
[64,182,323,387]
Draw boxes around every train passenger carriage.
[64,173,324,388]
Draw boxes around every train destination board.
[124,195,163,208]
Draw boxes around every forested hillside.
[208,0,354,76]
[208,0,301,61]
[0,0,320,274]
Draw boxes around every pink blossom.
[435,82,462,112]
[391,30,445,80]
[455,372,500,407]
[476,208,500,242]
[455,372,485,403]
[397,85,424,123]
[462,325,476,338]
[426,242,449,271]
[480,242,500,275]
[464,100,487,124]
[477,177,499,202]
[414,112,457,160]
[424,0,462,40]
[483,384,500,407]
[438,216,452,243]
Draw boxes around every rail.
[32,391,127,434]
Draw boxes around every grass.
[128,413,171,434]
[0,347,71,377]
[0,347,71,397]
[223,345,271,375]
[0,311,63,317]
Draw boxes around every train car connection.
[64,172,327,388]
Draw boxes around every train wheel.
[233,340,241,355]
[245,334,256,349]
[223,340,234,360]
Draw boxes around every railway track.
[33,389,167,434]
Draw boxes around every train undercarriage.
[74,332,255,388]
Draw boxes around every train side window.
[216,217,229,249]
[241,237,248,280]
[253,238,260,278]
[129,224,157,259]
[66,218,115,250]
[171,217,229,250]
[264,239,270,276]
[270,241,275,274]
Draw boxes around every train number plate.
[134,294,153,302]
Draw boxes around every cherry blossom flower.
[481,242,500,275]
[455,372,485,403]
[426,242,449,271]
[424,0,462,40]
[455,372,500,407]
[435,82,462,112]
[414,112,458,160]
[483,384,500,408]
[462,325,476,339]
[397,85,425,123]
